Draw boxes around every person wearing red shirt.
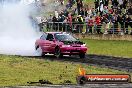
[95,16,102,34]
[67,13,73,31]
[88,16,94,34]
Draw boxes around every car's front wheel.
[36,46,45,57]
[54,47,63,58]
[79,53,85,59]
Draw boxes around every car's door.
[38,33,48,52]
[46,34,56,52]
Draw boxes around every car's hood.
[61,40,84,45]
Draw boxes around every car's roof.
[46,32,67,34]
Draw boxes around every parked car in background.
[35,32,88,58]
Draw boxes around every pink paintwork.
[35,32,88,58]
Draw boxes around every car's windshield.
[54,33,77,41]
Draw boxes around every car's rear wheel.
[36,46,45,57]
[54,47,63,58]
[79,53,85,59]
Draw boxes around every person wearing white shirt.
[118,0,123,9]
[55,10,59,19]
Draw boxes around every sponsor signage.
[77,74,131,84]
[77,66,131,84]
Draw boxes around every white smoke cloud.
[21,0,35,5]
[0,1,41,56]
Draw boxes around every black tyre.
[79,53,85,59]
[36,46,45,57]
[54,47,63,58]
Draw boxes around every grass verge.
[82,39,132,58]
[0,55,130,86]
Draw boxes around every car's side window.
[46,34,54,40]
[40,33,47,40]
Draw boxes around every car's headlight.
[62,45,71,47]
[81,44,86,47]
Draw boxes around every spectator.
[117,14,125,33]
[95,15,102,34]
[79,7,85,16]
[67,13,73,31]
[84,8,88,17]
[102,15,110,34]
[52,16,58,31]
[59,0,64,5]
[36,16,43,31]
[127,6,132,15]
[124,15,131,34]
[112,0,119,8]
[123,0,128,9]
[72,16,77,32]
[88,16,94,34]
[109,6,114,14]
[91,8,96,16]
[66,0,73,9]
[99,2,104,16]
[118,0,123,9]
[129,16,132,28]
[58,13,65,31]
[104,0,109,6]
[76,0,83,15]
[47,14,53,29]
[63,9,69,17]
[116,7,122,15]
[94,0,100,14]
[63,17,68,31]
[55,10,59,19]
[85,14,90,33]
[76,15,84,33]
[45,0,131,35]
[111,13,118,34]
[103,6,108,15]
[71,7,77,16]
[87,7,92,16]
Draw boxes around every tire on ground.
[54,47,63,58]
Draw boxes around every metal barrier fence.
[40,22,132,35]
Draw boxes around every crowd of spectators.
[44,0,132,35]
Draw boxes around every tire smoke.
[0,1,41,56]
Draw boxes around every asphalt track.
[32,54,132,73]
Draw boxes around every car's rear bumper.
[60,47,88,55]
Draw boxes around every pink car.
[35,32,88,58]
